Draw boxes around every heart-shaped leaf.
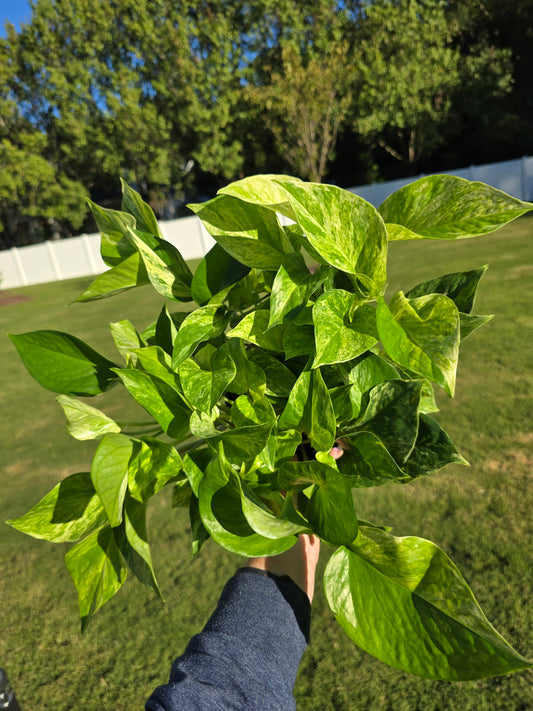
[6,472,107,543]
[57,395,121,440]
[9,330,118,396]
[325,526,532,680]
[65,526,127,632]
[376,293,460,396]
[313,290,378,367]
[379,175,533,240]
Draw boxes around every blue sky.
[0,0,32,37]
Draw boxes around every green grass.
[1,224,532,710]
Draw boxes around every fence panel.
[1,156,531,290]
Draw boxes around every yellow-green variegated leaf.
[379,175,533,240]
[325,527,532,680]
[56,395,120,440]
[376,292,460,396]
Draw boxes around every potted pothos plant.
[8,174,533,681]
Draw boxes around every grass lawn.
[1,220,532,710]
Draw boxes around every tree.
[445,0,533,162]
[0,35,87,248]
[4,1,258,209]
[247,42,352,182]
[245,1,357,182]
[352,0,512,174]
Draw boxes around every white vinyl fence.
[1,155,532,290]
[0,215,216,290]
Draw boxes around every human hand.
[246,534,320,602]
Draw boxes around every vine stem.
[175,438,206,454]
[235,293,270,319]
[117,420,158,428]
[122,427,164,437]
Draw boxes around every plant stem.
[117,420,158,427]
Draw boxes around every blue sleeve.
[145,566,311,711]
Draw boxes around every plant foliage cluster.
[0,0,528,247]
[7,173,533,681]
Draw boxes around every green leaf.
[172,480,192,508]
[189,194,291,270]
[345,352,400,392]
[247,348,296,397]
[114,495,161,596]
[76,253,149,302]
[6,472,107,543]
[87,199,136,267]
[191,242,250,305]
[154,305,183,355]
[337,432,410,487]
[218,173,302,219]
[178,358,214,413]
[179,348,235,414]
[238,478,307,539]
[403,414,468,478]
[356,380,423,464]
[128,438,183,502]
[113,369,190,440]
[459,313,494,340]
[279,459,358,544]
[419,380,439,414]
[209,422,275,464]
[221,176,388,295]
[405,268,494,342]
[376,293,460,396]
[189,494,210,558]
[272,180,388,295]
[272,429,302,468]
[110,320,145,364]
[282,322,315,359]
[91,434,136,527]
[120,179,163,238]
[57,395,121,440]
[279,369,336,452]
[223,339,266,398]
[330,385,359,424]
[228,310,285,352]
[226,268,273,311]
[132,346,179,391]
[198,447,296,556]
[269,254,327,327]
[171,304,228,368]
[313,291,378,367]
[65,526,127,632]
[125,228,192,301]
[324,527,532,680]
[9,330,118,396]
[189,409,219,439]
[342,352,400,417]
[406,265,489,314]
[379,175,533,240]
[230,394,276,428]
[183,449,212,497]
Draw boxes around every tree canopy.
[0,0,526,248]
